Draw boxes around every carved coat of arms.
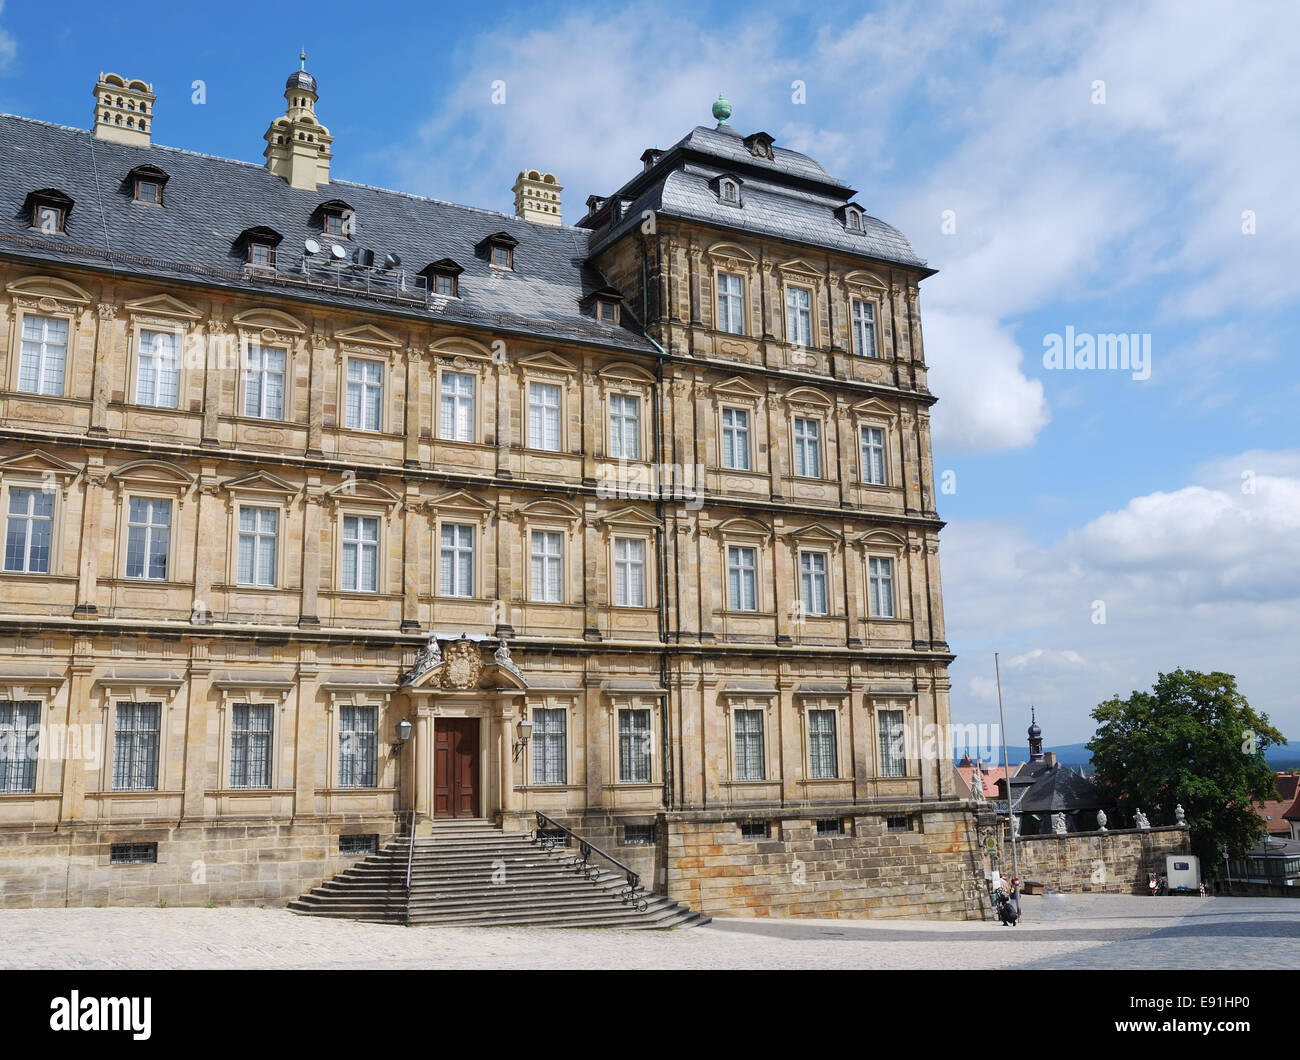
[443,638,483,690]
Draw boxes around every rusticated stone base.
[0,817,400,909]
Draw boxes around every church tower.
[263,52,333,189]
[1027,708,1044,762]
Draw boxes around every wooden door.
[434,718,479,818]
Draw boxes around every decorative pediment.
[851,397,896,418]
[428,490,494,521]
[711,375,764,401]
[517,351,577,375]
[231,307,306,335]
[845,269,888,289]
[596,506,662,530]
[334,323,402,350]
[0,450,80,488]
[785,385,833,409]
[786,522,842,544]
[597,362,655,384]
[859,528,908,549]
[6,274,92,306]
[122,293,202,321]
[428,335,493,361]
[706,241,757,263]
[713,516,771,542]
[222,470,299,497]
[108,459,194,491]
[401,633,528,693]
[519,498,582,522]
[325,479,400,507]
[776,257,822,278]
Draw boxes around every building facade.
[0,69,983,918]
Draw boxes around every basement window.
[110,843,157,865]
[739,820,769,840]
[339,834,378,856]
[537,828,569,847]
[886,815,912,833]
[624,824,656,846]
[816,818,844,836]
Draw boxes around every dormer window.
[136,179,161,204]
[721,180,739,203]
[475,231,519,270]
[235,226,284,269]
[24,189,73,234]
[744,132,776,161]
[324,213,344,236]
[126,165,169,206]
[581,286,624,325]
[599,300,619,324]
[249,243,275,266]
[837,204,865,233]
[709,174,744,208]
[419,259,464,299]
[313,199,354,239]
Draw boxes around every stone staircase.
[289,818,709,929]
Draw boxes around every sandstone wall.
[999,825,1190,894]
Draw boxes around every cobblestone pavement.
[0,895,1294,969]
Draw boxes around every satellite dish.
[383,252,401,270]
[330,244,346,261]
[304,238,321,255]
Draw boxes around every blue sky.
[1,0,1297,746]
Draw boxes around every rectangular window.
[35,205,63,232]
[439,523,474,598]
[323,213,345,236]
[248,243,275,267]
[739,820,769,839]
[608,393,640,460]
[439,372,475,442]
[727,545,758,612]
[852,299,878,358]
[433,273,456,296]
[528,382,562,451]
[794,417,821,478]
[613,536,646,607]
[230,703,273,789]
[110,843,158,865]
[785,287,812,347]
[136,180,161,204]
[717,272,746,335]
[721,407,750,471]
[491,245,512,268]
[800,551,829,617]
[18,314,68,396]
[816,818,844,836]
[879,709,906,779]
[0,700,39,793]
[869,556,895,618]
[734,708,765,780]
[339,834,379,856]
[345,358,384,432]
[623,824,655,845]
[236,506,278,587]
[125,497,171,581]
[112,702,161,791]
[530,530,563,603]
[4,488,53,574]
[532,708,567,785]
[341,515,380,592]
[618,708,652,783]
[338,705,377,788]
[135,330,180,408]
[861,426,886,486]
[887,814,912,832]
[243,345,285,420]
[808,709,838,779]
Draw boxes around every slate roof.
[0,113,652,352]
[1012,763,1109,814]
[585,123,930,273]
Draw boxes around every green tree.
[1087,669,1285,876]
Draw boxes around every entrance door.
[434,718,479,818]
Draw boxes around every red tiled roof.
[1258,773,1300,834]
[954,762,1017,798]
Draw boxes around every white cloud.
[0,2,15,72]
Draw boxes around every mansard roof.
[0,113,649,353]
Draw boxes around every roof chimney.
[513,170,563,226]
[93,73,155,146]
[1044,751,1057,768]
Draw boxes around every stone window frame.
[604,691,663,788]
[107,460,194,585]
[785,387,834,483]
[220,471,298,591]
[851,398,897,489]
[797,691,850,782]
[0,675,63,796]
[524,693,577,790]
[0,451,78,579]
[715,517,772,616]
[212,679,294,792]
[709,375,764,475]
[122,294,202,412]
[518,354,578,453]
[339,353,389,434]
[331,328,403,437]
[705,242,759,336]
[597,363,654,464]
[843,272,890,360]
[435,363,483,445]
[519,498,582,606]
[430,490,494,601]
[322,682,392,794]
[4,276,93,400]
[94,676,184,796]
[859,529,908,623]
[719,689,778,785]
[325,480,400,596]
[867,693,918,780]
[785,523,843,622]
[231,309,306,425]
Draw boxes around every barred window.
[613,537,646,608]
[869,556,895,618]
[808,709,837,779]
[243,344,285,419]
[528,382,562,451]
[125,497,171,581]
[230,704,273,789]
[530,530,563,603]
[721,407,750,471]
[237,506,278,587]
[608,393,640,460]
[439,523,474,598]
[341,515,380,592]
[136,330,180,408]
[734,708,765,781]
[852,299,878,358]
[112,702,161,791]
[800,551,828,617]
[339,834,378,856]
[618,708,652,783]
[338,705,378,788]
[624,824,655,845]
[887,814,912,832]
[0,700,39,793]
[861,426,886,486]
[345,358,383,432]
[439,372,475,442]
[727,545,758,612]
[717,272,746,335]
[816,818,844,835]
[878,709,906,779]
[739,820,769,839]
[110,843,157,865]
[532,708,567,786]
[4,488,54,574]
[18,314,67,396]
[793,417,821,478]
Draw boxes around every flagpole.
[995,652,1019,884]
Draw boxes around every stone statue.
[1010,813,1020,837]
[1096,809,1107,833]
[971,762,985,800]
[402,630,443,684]
[1052,812,1067,835]
[493,634,520,675]
[1174,803,1186,826]
[1135,807,1150,830]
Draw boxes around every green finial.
[712,93,732,124]
[300,48,307,70]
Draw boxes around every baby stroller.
[991,877,1021,926]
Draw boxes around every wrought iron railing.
[533,811,648,912]
[403,809,417,914]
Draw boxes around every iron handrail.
[403,809,417,899]
[533,810,648,912]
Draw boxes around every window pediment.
[222,470,298,497]
[519,498,582,522]
[785,386,833,409]
[859,528,907,549]
[598,362,654,385]
[122,293,202,321]
[108,459,194,492]
[428,489,494,522]
[517,351,577,375]
[776,258,822,278]
[325,479,400,508]
[0,450,79,491]
[428,335,492,362]
[786,522,842,544]
[333,324,402,350]
[845,269,887,290]
[231,307,305,336]
[706,242,756,263]
[6,274,93,306]
[596,506,661,530]
[851,397,896,418]
[711,376,763,401]
[713,516,771,542]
